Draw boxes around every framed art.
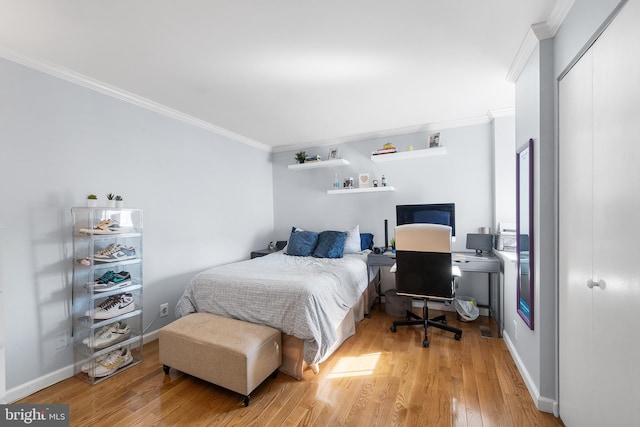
[328,148,340,159]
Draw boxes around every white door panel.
[559,48,594,427]
[591,1,640,423]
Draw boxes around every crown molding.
[0,45,272,152]
[488,108,515,120]
[505,0,575,83]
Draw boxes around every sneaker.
[87,347,133,378]
[86,271,132,292]
[93,244,136,263]
[82,321,131,349]
[80,219,122,235]
[87,293,134,320]
[80,353,107,373]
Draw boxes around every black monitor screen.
[396,203,456,237]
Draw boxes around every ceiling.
[0,1,561,151]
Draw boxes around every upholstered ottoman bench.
[159,312,282,406]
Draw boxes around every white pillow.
[343,225,361,254]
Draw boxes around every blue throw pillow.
[360,233,374,250]
[286,229,319,256]
[313,230,347,258]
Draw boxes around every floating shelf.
[327,186,396,195]
[288,159,350,170]
[370,147,446,163]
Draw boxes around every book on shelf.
[372,148,397,155]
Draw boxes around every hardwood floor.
[18,308,564,426]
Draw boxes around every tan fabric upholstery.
[395,223,451,253]
[159,312,281,397]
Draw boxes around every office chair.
[389,223,462,347]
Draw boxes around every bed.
[175,249,376,379]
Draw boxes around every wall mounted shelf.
[370,147,446,163]
[327,186,396,195]
[288,159,350,170]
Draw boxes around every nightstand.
[250,248,277,259]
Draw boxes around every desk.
[367,251,503,337]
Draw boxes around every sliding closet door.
[558,48,594,427]
[590,1,640,424]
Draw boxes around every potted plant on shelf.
[87,194,98,207]
[295,151,306,164]
[105,193,116,207]
[115,195,124,208]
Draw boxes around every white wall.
[0,58,274,399]
[492,114,516,231]
[0,223,5,403]
[272,123,497,303]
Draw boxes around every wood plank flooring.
[18,308,564,426]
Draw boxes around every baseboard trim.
[502,331,558,415]
[4,365,73,404]
[4,330,161,403]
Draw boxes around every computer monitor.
[396,203,456,238]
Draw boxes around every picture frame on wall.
[328,148,340,159]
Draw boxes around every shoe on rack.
[80,353,107,373]
[87,347,133,378]
[93,244,136,263]
[82,321,131,350]
[85,271,132,292]
[79,219,122,235]
[87,293,135,320]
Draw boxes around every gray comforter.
[175,251,369,365]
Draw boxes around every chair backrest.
[395,223,454,300]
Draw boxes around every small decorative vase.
[115,200,124,208]
[105,200,116,208]
[87,199,97,207]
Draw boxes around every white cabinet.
[71,208,143,384]
[559,2,640,425]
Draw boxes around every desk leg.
[490,272,503,337]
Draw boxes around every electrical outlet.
[55,332,68,349]
[160,303,169,317]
